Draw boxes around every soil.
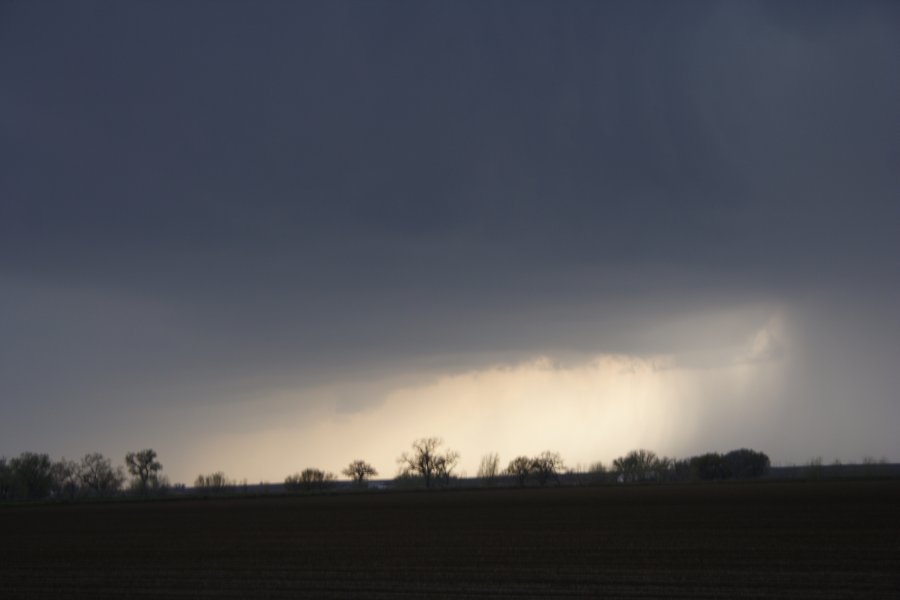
[1,479,898,598]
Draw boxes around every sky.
[1,1,899,484]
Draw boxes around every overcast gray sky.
[2,1,898,483]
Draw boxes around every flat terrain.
[1,480,898,598]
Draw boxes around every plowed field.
[2,480,898,598]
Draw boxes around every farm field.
[1,480,898,598]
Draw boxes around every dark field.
[2,480,898,599]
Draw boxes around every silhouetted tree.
[613,449,659,483]
[672,458,694,481]
[342,460,378,486]
[50,458,80,500]
[477,452,500,485]
[532,451,565,486]
[724,448,770,479]
[653,455,676,482]
[506,456,532,486]
[125,449,163,493]
[285,468,335,491]
[433,453,458,487]
[397,437,459,488]
[0,457,11,501]
[194,471,230,491]
[685,449,769,481]
[79,453,124,497]
[689,452,727,480]
[283,473,300,491]
[9,453,54,500]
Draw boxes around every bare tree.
[285,468,335,491]
[194,471,230,491]
[477,452,500,485]
[125,449,163,493]
[531,451,565,486]
[613,449,659,483]
[653,455,675,482]
[50,458,80,500]
[79,453,124,497]
[506,456,532,486]
[342,460,378,486]
[432,452,458,487]
[397,437,459,488]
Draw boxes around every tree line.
[279,439,772,490]
[0,449,166,502]
[0,439,776,503]
[471,446,770,487]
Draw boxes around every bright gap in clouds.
[184,315,788,484]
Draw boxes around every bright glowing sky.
[2,2,899,484]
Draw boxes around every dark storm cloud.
[1,1,898,458]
